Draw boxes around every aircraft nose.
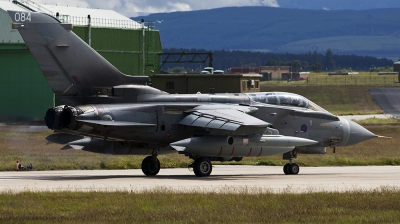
[340,118,377,146]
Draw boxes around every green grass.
[355,117,400,125]
[262,72,398,86]
[1,189,400,223]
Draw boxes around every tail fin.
[8,11,148,99]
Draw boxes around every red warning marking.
[257,148,263,157]
[144,149,149,155]
[229,147,235,156]
[246,148,253,156]
[217,147,223,156]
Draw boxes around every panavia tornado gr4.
[8,10,379,177]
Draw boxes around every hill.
[133,7,400,59]
[278,0,400,10]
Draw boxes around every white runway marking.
[1,166,399,193]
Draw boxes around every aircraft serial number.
[14,12,31,22]
[171,124,187,130]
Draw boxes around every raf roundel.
[301,124,308,133]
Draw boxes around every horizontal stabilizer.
[68,137,93,150]
[46,133,84,144]
[78,119,156,127]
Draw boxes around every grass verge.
[1,188,400,223]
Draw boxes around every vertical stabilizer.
[8,11,149,99]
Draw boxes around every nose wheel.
[141,155,160,176]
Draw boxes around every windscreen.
[246,92,327,112]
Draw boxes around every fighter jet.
[8,11,378,177]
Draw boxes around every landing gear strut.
[141,154,160,176]
[283,151,299,175]
[191,157,212,177]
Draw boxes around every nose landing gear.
[141,154,160,176]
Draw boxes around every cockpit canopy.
[246,92,327,112]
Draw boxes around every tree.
[301,61,309,71]
[162,48,393,72]
[312,50,319,64]
[266,60,282,66]
[310,62,323,72]
[324,48,335,71]
[287,60,302,72]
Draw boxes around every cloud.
[29,0,279,17]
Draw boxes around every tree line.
[162,48,394,73]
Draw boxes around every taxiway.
[1,166,399,193]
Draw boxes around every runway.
[1,166,399,193]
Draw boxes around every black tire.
[141,156,160,176]
[283,163,290,175]
[288,163,300,175]
[193,158,212,177]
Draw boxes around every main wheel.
[288,163,300,175]
[193,158,212,177]
[283,163,290,175]
[141,156,160,176]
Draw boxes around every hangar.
[0,0,162,121]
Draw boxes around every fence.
[58,15,155,30]
[262,75,399,86]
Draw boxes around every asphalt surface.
[1,166,399,193]
[369,88,400,118]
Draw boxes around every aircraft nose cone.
[345,120,377,146]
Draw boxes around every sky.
[17,0,280,17]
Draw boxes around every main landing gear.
[283,151,299,175]
[141,154,160,176]
[141,154,214,177]
[283,160,299,175]
[189,157,213,177]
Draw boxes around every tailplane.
[8,11,150,102]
